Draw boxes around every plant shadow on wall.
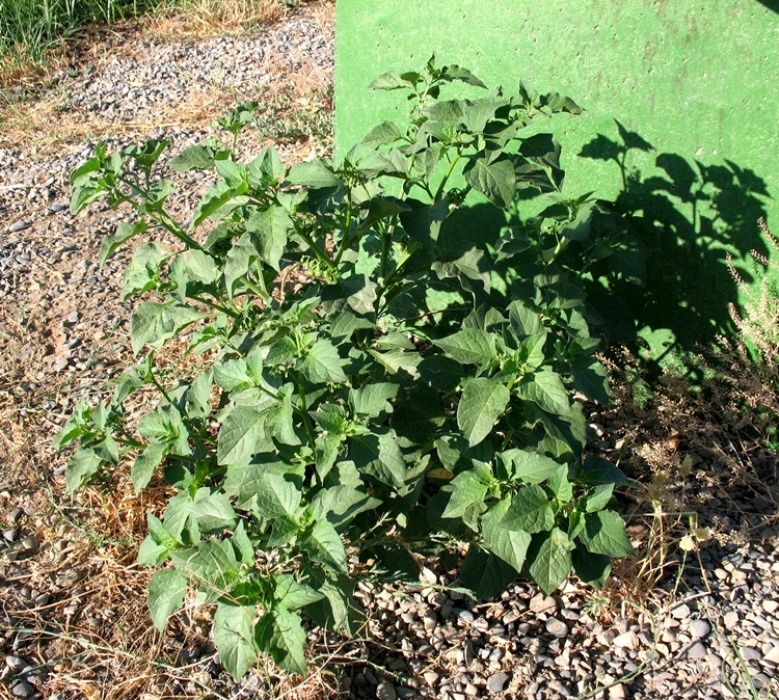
[579,121,771,371]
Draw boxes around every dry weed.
[146,0,287,40]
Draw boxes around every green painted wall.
[335,0,779,361]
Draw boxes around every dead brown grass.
[145,0,288,40]
[0,0,334,154]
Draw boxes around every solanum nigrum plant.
[57,57,641,679]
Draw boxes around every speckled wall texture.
[335,0,779,358]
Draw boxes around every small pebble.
[8,221,33,233]
[486,672,509,694]
[11,681,35,698]
[687,642,707,659]
[545,617,569,638]
[376,681,397,700]
[688,620,711,639]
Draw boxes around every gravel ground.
[1,6,778,699]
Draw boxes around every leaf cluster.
[59,59,640,679]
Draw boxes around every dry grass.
[0,0,334,153]
[145,0,288,40]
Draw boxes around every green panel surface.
[335,0,779,361]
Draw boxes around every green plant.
[57,59,640,679]
[0,0,152,64]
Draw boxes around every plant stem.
[435,149,462,201]
[189,295,240,319]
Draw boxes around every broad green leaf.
[267,397,301,447]
[460,545,517,599]
[547,464,574,503]
[287,159,341,188]
[349,382,398,418]
[185,249,219,284]
[399,198,449,252]
[253,472,301,520]
[424,98,465,123]
[578,510,635,558]
[246,206,291,271]
[222,461,292,510]
[463,157,516,209]
[223,233,259,299]
[359,197,408,230]
[256,610,307,676]
[311,403,349,433]
[391,385,447,442]
[434,328,498,368]
[310,486,381,529]
[247,148,285,185]
[314,432,342,480]
[170,142,217,171]
[305,572,360,636]
[517,332,547,371]
[137,536,168,567]
[267,516,299,548]
[171,540,239,599]
[351,429,406,487]
[573,455,629,486]
[515,369,571,418]
[217,406,274,466]
[528,527,574,594]
[571,357,610,406]
[519,133,565,191]
[66,447,103,494]
[301,339,348,385]
[215,159,247,189]
[70,177,105,215]
[148,512,181,549]
[273,574,323,610]
[502,484,555,534]
[99,221,149,267]
[231,521,255,563]
[163,491,196,541]
[190,489,237,531]
[481,500,532,573]
[584,483,615,513]
[368,70,419,91]
[53,402,91,450]
[329,311,375,339]
[130,302,206,356]
[457,378,510,447]
[265,336,297,367]
[192,181,234,228]
[214,355,259,393]
[186,369,214,420]
[213,603,258,680]
[131,441,167,491]
[440,64,487,88]
[462,97,505,132]
[361,120,404,147]
[507,300,543,338]
[302,519,348,572]
[147,569,187,632]
[499,449,563,484]
[572,541,612,588]
[442,470,488,519]
[122,242,167,299]
[367,348,422,378]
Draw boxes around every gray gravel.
[2,5,778,700]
